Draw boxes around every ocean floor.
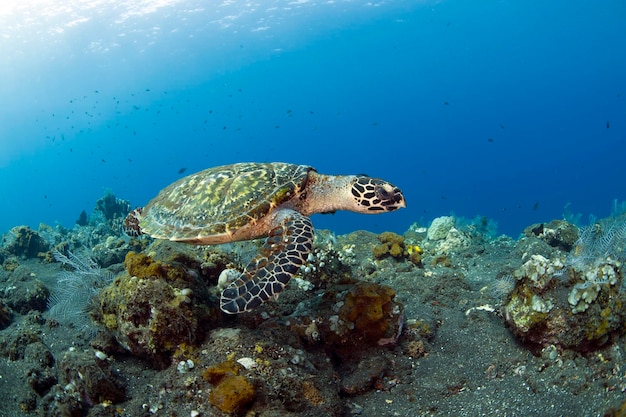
[0,196,625,417]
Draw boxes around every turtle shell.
[139,162,312,241]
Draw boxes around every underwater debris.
[47,250,113,329]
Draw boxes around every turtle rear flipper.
[220,209,314,314]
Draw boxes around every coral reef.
[427,216,455,241]
[3,201,626,416]
[505,217,626,350]
[94,191,131,222]
[95,251,217,369]
[2,226,49,258]
[525,219,579,252]
[290,281,404,357]
[203,360,256,414]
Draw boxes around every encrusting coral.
[505,216,626,351]
[94,251,217,369]
[372,231,422,266]
[301,281,405,357]
[203,360,256,413]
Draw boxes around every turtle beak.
[374,183,406,212]
[385,187,406,211]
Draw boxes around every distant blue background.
[1,0,625,237]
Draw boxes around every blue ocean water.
[1,0,625,238]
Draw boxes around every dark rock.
[24,341,54,367]
[94,192,131,221]
[27,368,58,396]
[76,210,88,226]
[59,350,126,405]
[24,342,57,396]
[0,299,12,329]
[523,220,578,252]
[340,354,392,395]
[2,226,49,258]
[39,384,87,417]
[0,328,42,360]
[3,267,49,314]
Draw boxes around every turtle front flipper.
[220,209,314,314]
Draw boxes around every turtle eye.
[376,186,392,200]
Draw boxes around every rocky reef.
[0,195,625,416]
[95,248,219,369]
[504,216,626,351]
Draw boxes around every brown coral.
[315,282,404,357]
[372,232,406,260]
[203,360,255,413]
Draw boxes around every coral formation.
[2,226,49,258]
[203,360,256,413]
[310,282,404,355]
[505,216,626,350]
[372,231,422,266]
[94,191,132,221]
[525,219,579,251]
[95,251,217,369]
[427,216,455,241]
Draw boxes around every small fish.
[487,138,494,142]
[607,120,610,128]
[533,201,539,211]
[178,167,187,174]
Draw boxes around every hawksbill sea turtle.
[124,162,406,314]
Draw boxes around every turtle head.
[350,176,406,213]
[124,208,144,236]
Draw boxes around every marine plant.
[47,250,113,329]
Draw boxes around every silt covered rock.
[95,251,218,369]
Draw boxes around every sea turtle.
[125,162,406,314]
